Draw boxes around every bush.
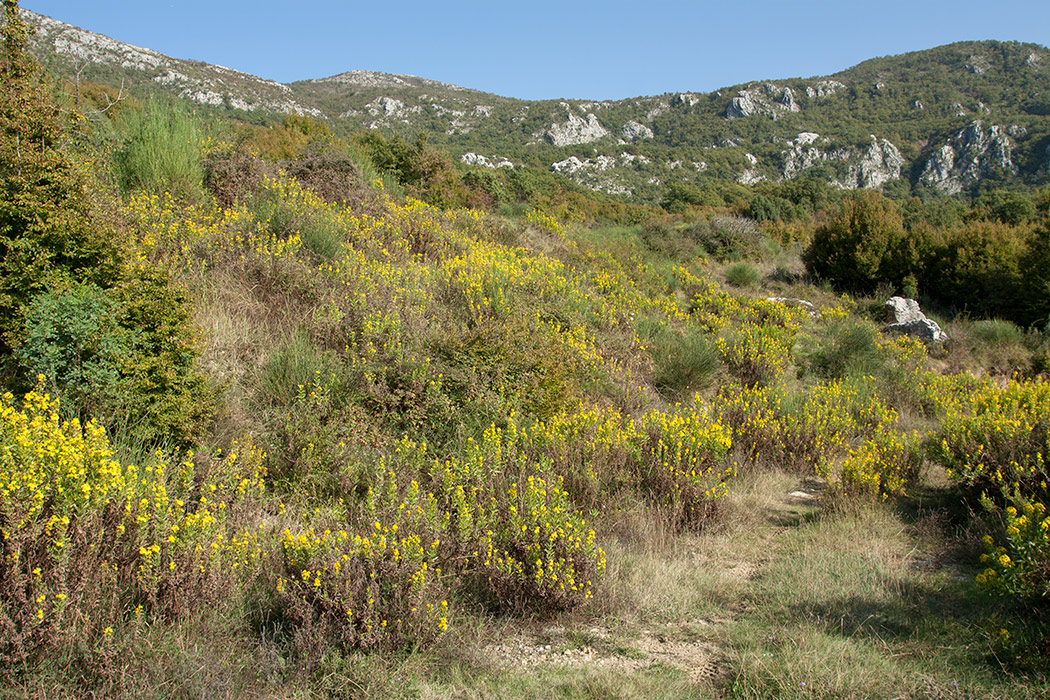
[0,5,121,348]
[17,284,126,419]
[803,190,911,293]
[17,271,213,448]
[0,385,265,664]
[725,262,760,288]
[837,427,923,499]
[115,99,204,202]
[929,377,1050,502]
[277,521,449,655]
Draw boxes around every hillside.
[22,9,1050,203]
[2,3,1050,698]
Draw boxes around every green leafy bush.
[803,190,912,293]
[0,4,121,348]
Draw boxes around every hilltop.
[22,9,1050,203]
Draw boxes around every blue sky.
[20,0,1050,101]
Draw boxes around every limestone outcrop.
[882,297,947,343]
[545,110,610,146]
[726,83,800,119]
[919,121,1017,194]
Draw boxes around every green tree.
[803,190,913,293]
[0,0,120,350]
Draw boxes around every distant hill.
[22,9,1050,203]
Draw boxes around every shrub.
[17,270,213,448]
[725,262,760,288]
[836,427,923,499]
[115,99,204,202]
[640,403,735,530]
[277,521,448,655]
[17,284,126,419]
[929,377,1050,502]
[0,385,265,664]
[975,495,1050,670]
[803,190,911,293]
[795,317,884,381]
[427,422,606,614]
[0,3,121,348]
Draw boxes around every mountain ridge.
[18,8,1050,202]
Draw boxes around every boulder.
[884,319,949,344]
[885,296,924,324]
[882,297,947,343]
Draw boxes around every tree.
[0,0,119,350]
[803,190,913,293]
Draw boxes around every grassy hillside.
[2,4,1050,698]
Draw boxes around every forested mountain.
[23,9,1050,204]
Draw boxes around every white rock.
[546,112,609,146]
[622,120,654,140]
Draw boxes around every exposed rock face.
[25,10,320,116]
[779,133,903,188]
[726,83,800,119]
[461,153,513,169]
[621,121,654,140]
[920,121,1017,194]
[841,136,905,189]
[368,96,420,118]
[805,80,846,98]
[883,297,947,343]
[672,93,701,107]
[545,111,610,146]
[550,156,630,195]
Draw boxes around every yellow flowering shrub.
[640,402,735,529]
[0,385,265,663]
[930,377,1050,501]
[837,428,923,499]
[718,378,896,473]
[428,421,606,613]
[976,499,1050,601]
[277,521,448,653]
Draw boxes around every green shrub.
[17,270,212,448]
[17,284,126,419]
[795,318,884,381]
[725,262,760,288]
[803,190,912,293]
[115,99,204,202]
[0,4,121,348]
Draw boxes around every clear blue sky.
[20,0,1050,101]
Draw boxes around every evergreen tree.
[0,0,119,351]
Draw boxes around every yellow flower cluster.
[717,379,897,473]
[838,428,922,499]
[525,208,566,236]
[0,385,265,657]
[277,519,448,651]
